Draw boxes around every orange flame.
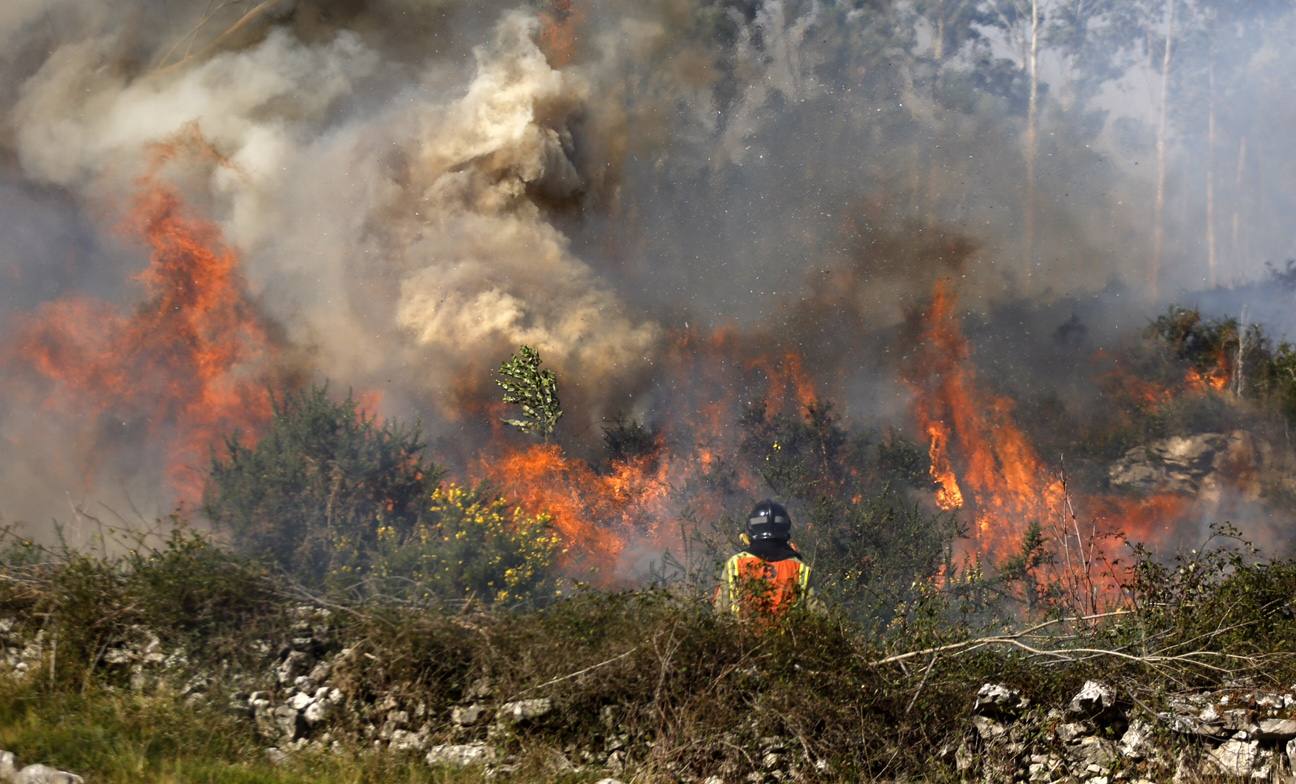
[467,326,820,579]
[8,173,276,503]
[478,443,671,579]
[907,280,1064,560]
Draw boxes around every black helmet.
[746,499,792,541]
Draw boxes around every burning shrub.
[204,385,438,583]
[368,482,563,606]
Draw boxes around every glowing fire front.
[473,331,818,579]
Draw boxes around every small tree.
[496,345,563,441]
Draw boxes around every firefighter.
[714,499,820,617]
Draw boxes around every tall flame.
[907,280,1064,559]
[8,175,277,503]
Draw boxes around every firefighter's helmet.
[746,499,792,541]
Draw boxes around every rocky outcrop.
[957,681,1296,782]
[1108,430,1263,500]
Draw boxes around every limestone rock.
[1067,736,1117,771]
[452,703,488,726]
[1055,721,1091,744]
[1257,718,1296,741]
[1119,718,1154,759]
[425,743,496,767]
[389,729,427,752]
[273,704,305,740]
[287,691,316,712]
[1067,681,1122,723]
[971,715,1008,742]
[1206,737,1260,779]
[497,698,552,725]
[14,765,83,784]
[1108,431,1261,500]
[975,683,1024,717]
[277,651,313,685]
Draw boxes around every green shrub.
[0,529,278,689]
[204,385,439,583]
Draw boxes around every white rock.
[288,691,316,712]
[452,703,487,726]
[1257,718,1296,741]
[0,751,15,781]
[971,715,1007,742]
[303,698,334,726]
[1119,719,1153,759]
[974,683,1022,714]
[496,698,552,724]
[14,765,83,784]
[1055,721,1090,743]
[388,729,426,752]
[1206,737,1260,778]
[1068,680,1119,719]
[1067,736,1117,770]
[425,743,495,767]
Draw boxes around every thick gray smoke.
[1,0,1294,529]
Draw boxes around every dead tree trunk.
[1023,0,1041,270]
[1206,52,1218,287]
[1231,135,1247,268]
[1150,0,1176,300]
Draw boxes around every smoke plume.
[2,0,1294,562]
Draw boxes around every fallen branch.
[870,610,1132,666]
[509,646,639,699]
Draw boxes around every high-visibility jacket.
[714,547,815,617]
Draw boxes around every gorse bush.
[204,384,563,607]
[369,482,562,605]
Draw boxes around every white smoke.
[394,14,659,405]
[2,5,662,527]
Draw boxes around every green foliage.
[369,482,562,606]
[1146,304,1296,428]
[7,525,1296,781]
[496,346,563,441]
[0,683,549,783]
[204,385,439,582]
